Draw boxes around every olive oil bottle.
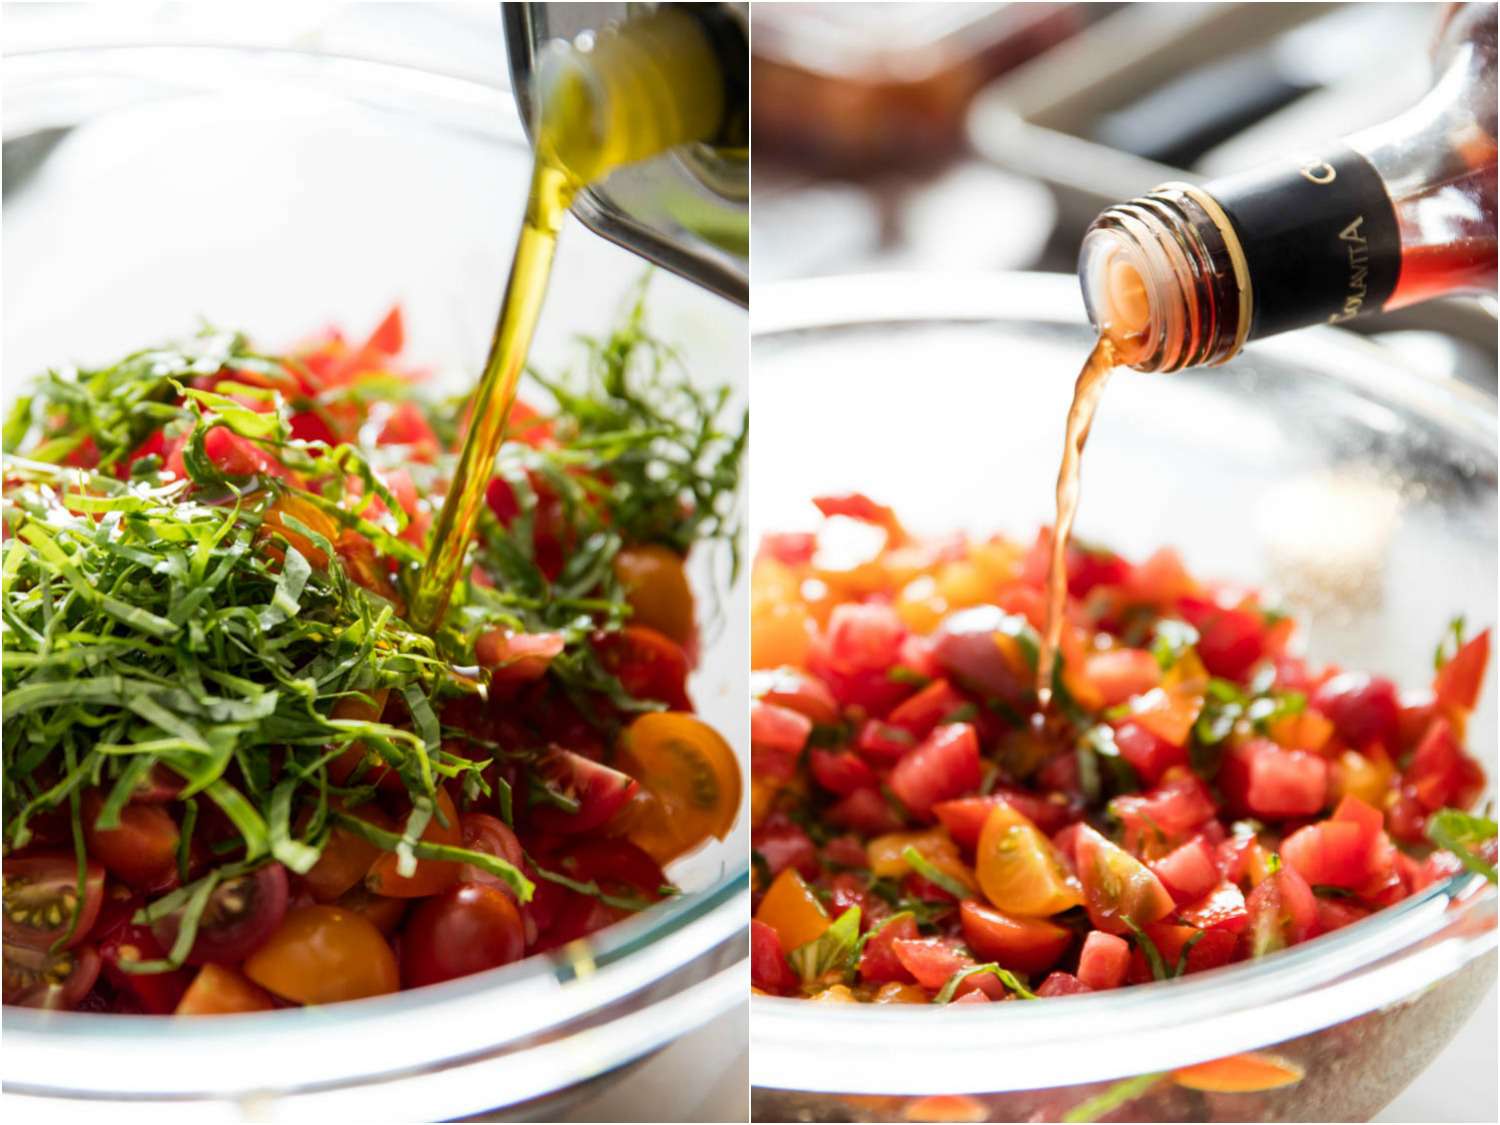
[412,7,732,632]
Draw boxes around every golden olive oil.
[412,9,726,631]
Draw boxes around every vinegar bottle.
[1078,2,1496,372]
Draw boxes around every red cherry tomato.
[400,882,527,988]
[458,813,526,894]
[595,625,693,712]
[528,749,640,834]
[98,925,191,1013]
[81,791,180,892]
[151,863,288,965]
[3,941,101,1009]
[3,854,105,950]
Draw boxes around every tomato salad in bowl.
[750,495,1495,1008]
[2,292,746,1015]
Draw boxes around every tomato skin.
[751,919,797,994]
[1280,821,1374,890]
[613,544,697,649]
[958,901,1071,974]
[858,914,920,985]
[3,855,105,950]
[1074,826,1175,934]
[458,813,526,894]
[3,941,101,1009]
[475,629,565,688]
[1085,650,1161,707]
[887,722,982,821]
[302,804,396,903]
[1311,672,1401,752]
[1149,837,1220,904]
[930,607,1030,707]
[243,905,398,1005]
[615,711,742,863]
[892,937,1007,999]
[82,791,180,892]
[755,868,829,952]
[400,882,526,989]
[1109,773,1217,849]
[1245,867,1317,957]
[824,787,904,836]
[1219,740,1329,819]
[175,964,276,1015]
[152,863,288,966]
[1176,881,1249,934]
[366,789,462,898]
[1405,717,1485,812]
[528,750,640,835]
[753,668,841,726]
[1037,971,1091,997]
[1434,629,1490,712]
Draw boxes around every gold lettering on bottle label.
[1299,160,1337,185]
[1328,216,1370,323]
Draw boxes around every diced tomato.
[1176,881,1249,934]
[887,679,968,739]
[1085,649,1161,706]
[892,937,1006,999]
[595,625,693,712]
[1110,773,1216,850]
[1177,597,1265,682]
[855,719,917,760]
[753,668,840,726]
[931,607,1030,706]
[1434,629,1490,712]
[809,748,877,796]
[1113,720,1187,786]
[1077,930,1130,990]
[376,401,439,460]
[1219,740,1328,819]
[1037,971,1091,997]
[1245,866,1317,957]
[1150,837,1220,904]
[751,700,813,755]
[958,901,1071,975]
[759,532,817,567]
[1280,821,1373,890]
[98,925,191,1014]
[1130,923,1237,981]
[1405,717,1486,812]
[1074,826,1175,934]
[858,914,920,984]
[934,791,1073,851]
[751,920,796,994]
[1067,545,1132,597]
[825,603,908,675]
[1311,672,1401,752]
[752,816,820,882]
[887,723,981,821]
[824,788,903,836]
[1314,898,1371,934]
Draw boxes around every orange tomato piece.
[259,492,339,569]
[365,788,461,898]
[1128,687,1204,747]
[302,803,396,903]
[866,828,975,891]
[975,803,1082,916]
[615,711,742,864]
[175,964,276,1015]
[243,905,398,1005]
[1173,1052,1305,1093]
[755,868,830,951]
[614,544,697,648]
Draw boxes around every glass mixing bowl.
[2,45,747,1119]
[749,272,1496,1123]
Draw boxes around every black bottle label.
[1207,145,1401,340]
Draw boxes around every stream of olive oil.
[410,10,726,632]
[1036,334,1118,706]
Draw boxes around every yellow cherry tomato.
[242,905,399,1005]
[975,803,1082,916]
[616,711,742,864]
[614,544,696,648]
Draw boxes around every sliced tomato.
[930,607,1031,706]
[1176,881,1249,934]
[613,544,697,649]
[3,854,105,950]
[1075,826,1175,934]
[175,964,276,1015]
[301,803,396,903]
[3,941,100,1010]
[751,699,813,754]
[1085,649,1161,707]
[854,719,917,760]
[365,788,462,897]
[537,839,668,947]
[959,901,1071,974]
[1219,740,1328,819]
[1112,720,1187,786]
[824,787,904,835]
[809,748,877,796]
[1405,717,1486,812]
[1280,820,1374,890]
[152,863,288,965]
[934,790,1073,849]
[1130,923,1237,981]
[1109,773,1217,851]
[753,816,820,883]
[595,625,693,712]
[754,868,829,952]
[400,882,526,988]
[81,791,180,892]
[1149,836,1220,904]
[1177,597,1264,681]
[887,679,969,739]
[528,749,640,835]
[858,913,920,984]
[975,803,1082,917]
[887,722,982,822]
[1037,970,1091,997]
[616,711,742,863]
[475,628,566,688]
[891,937,1007,999]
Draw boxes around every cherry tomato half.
[529,749,640,835]
[2,940,100,1010]
[152,863,288,965]
[242,905,398,1005]
[400,882,526,988]
[3,854,105,950]
[365,789,462,898]
[174,963,276,1015]
[82,791,180,892]
[615,712,742,864]
[613,544,697,649]
[595,625,693,712]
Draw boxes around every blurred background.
[752,0,1497,394]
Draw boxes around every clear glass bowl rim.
[2,43,750,1110]
[749,271,1497,1096]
